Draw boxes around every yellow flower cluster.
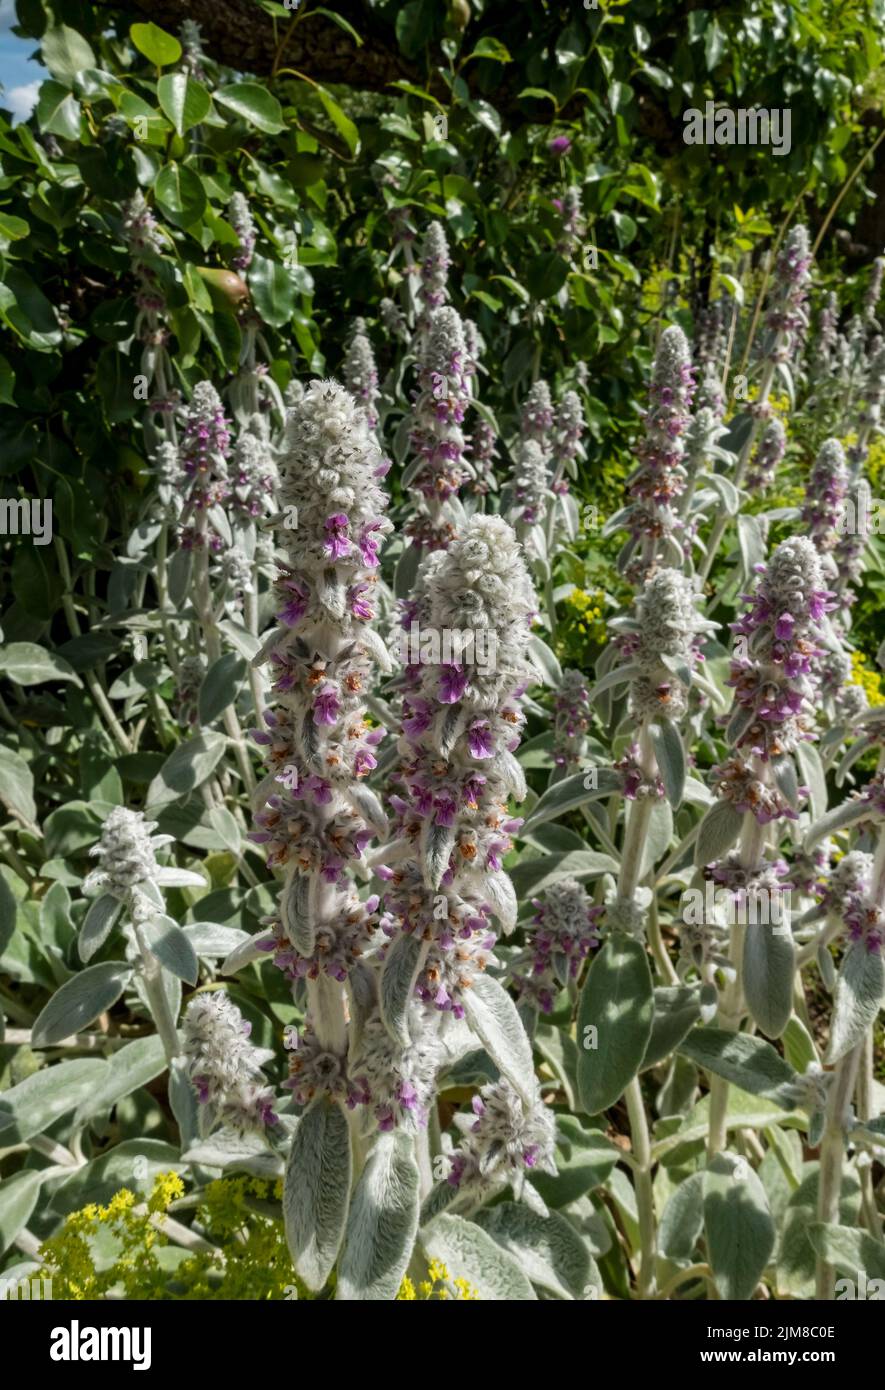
[39,1173,305,1301]
[849,648,885,706]
[397,1258,480,1300]
[563,588,607,645]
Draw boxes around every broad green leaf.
[336,1131,419,1300]
[467,37,512,62]
[0,1171,42,1254]
[421,1214,536,1300]
[0,1059,109,1142]
[0,746,36,824]
[249,255,297,328]
[777,1167,860,1298]
[130,22,182,66]
[198,653,247,725]
[0,642,82,687]
[283,1098,351,1291]
[315,85,359,156]
[510,851,617,898]
[649,720,685,808]
[577,934,654,1114]
[146,731,228,810]
[157,73,211,137]
[380,933,426,1047]
[142,915,200,986]
[475,1202,593,1299]
[642,986,702,1070]
[42,25,96,84]
[694,800,743,865]
[35,81,81,140]
[704,1151,775,1300]
[807,1222,885,1283]
[521,769,621,832]
[31,961,132,1047]
[0,872,16,956]
[154,163,207,228]
[215,83,285,134]
[531,1117,620,1208]
[659,1171,704,1263]
[678,1028,798,1103]
[827,940,885,1062]
[743,923,795,1039]
[74,1035,169,1125]
[462,973,535,1105]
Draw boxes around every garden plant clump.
[2,0,885,1311]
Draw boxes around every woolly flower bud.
[380,296,408,341]
[84,808,169,902]
[122,191,165,256]
[228,191,256,272]
[801,438,848,552]
[781,1061,834,1114]
[347,1009,443,1133]
[509,878,602,1013]
[182,992,279,1134]
[824,851,883,954]
[520,381,554,450]
[556,185,584,257]
[725,537,833,762]
[765,225,811,356]
[553,668,591,770]
[448,1080,556,1197]
[429,514,535,706]
[343,328,380,429]
[469,419,498,495]
[275,378,390,588]
[614,568,712,723]
[746,416,786,493]
[509,438,549,527]
[419,221,451,314]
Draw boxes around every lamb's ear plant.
[4,26,885,1302]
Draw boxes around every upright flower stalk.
[250,380,392,1070]
[405,304,472,553]
[699,225,812,583]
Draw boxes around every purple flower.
[323,513,351,560]
[549,135,571,155]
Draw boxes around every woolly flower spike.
[407,305,472,509]
[726,536,834,764]
[509,878,602,1014]
[448,1079,556,1198]
[343,326,380,430]
[84,808,170,904]
[382,515,535,1019]
[468,419,498,495]
[612,567,715,723]
[746,416,786,493]
[823,850,883,954]
[520,381,555,452]
[380,296,408,342]
[509,438,549,527]
[419,221,451,320]
[801,438,848,555]
[553,668,591,770]
[177,383,232,543]
[834,477,872,599]
[552,389,584,484]
[555,186,584,258]
[251,380,391,840]
[624,325,695,565]
[122,191,165,256]
[347,1009,444,1132]
[272,378,390,602]
[182,992,279,1135]
[864,256,885,323]
[229,432,277,520]
[227,192,256,273]
[764,225,812,359]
